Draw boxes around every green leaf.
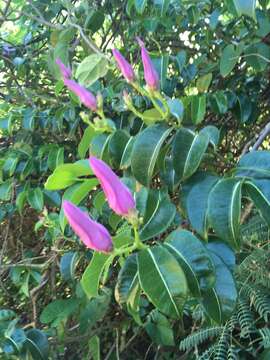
[142,108,163,124]
[191,95,206,124]
[60,179,99,231]
[233,0,256,19]
[175,51,187,72]
[90,133,111,160]
[47,147,64,171]
[207,241,235,271]
[208,178,242,249]
[244,180,270,227]
[25,329,49,360]
[139,189,176,241]
[88,335,100,360]
[75,54,108,87]
[172,128,209,181]
[200,126,220,149]
[196,73,212,92]
[40,299,78,325]
[220,44,241,77]
[0,309,16,321]
[135,0,147,14]
[45,160,92,190]
[210,91,228,114]
[164,230,215,297]
[245,43,270,71]
[202,252,237,323]
[81,252,111,299]
[120,137,136,170]
[0,179,12,201]
[3,156,18,177]
[60,252,79,281]
[185,173,219,238]
[115,253,139,304]
[145,309,175,346]
[236,151,270,179]
[137,246,187,318]
[167,99,184,122]
[131,124,171,186]
[108,129,130,167]
[27,188,44,212]
[78,124,96,159]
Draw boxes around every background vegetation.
[1,0,270,359]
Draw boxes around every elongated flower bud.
[112,49,135,83]
[137,37,159,90]
[64,79,97,111]
[63,201,113,253]
[89,156,136,216]
[55,58,72,79]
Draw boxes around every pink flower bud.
[112,49,135,82]
[137,37,159,90]
[63,79,97,111]
[89,156,136,216]
[55,58,72,79]
[63,201,113,253]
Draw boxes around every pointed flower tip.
[112,48,135,83]
[63,200,113,253]
[63,78,97,111]
[139,44,159,90]
[136,37,145,47]
[55,58,72,79]
[89,156,136,216]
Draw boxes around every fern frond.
[197,344,217,360]
[242,284,270,322]
[259,327,270,349]
[214,327,229,360]
[227,344,239,360]
[180,327,224,351]
[237,298,254,338]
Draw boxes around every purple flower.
[112,49,135,83]
[55,58,72,79]
[63,79,97,111]
[137,37,159,90]
[63,201,113,253]
[89,156,136,216]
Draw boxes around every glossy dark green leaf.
[196,73,212,92]
[90,133,111,161]
[172,128,209,181]
[186,173,219,238]
[81,252,111,299]
[120,137,136,170]
[131,124,171,186]
[202,252,237,323]
[236,151,270,179]
[115,253,139,304]
[27,188,44,212]
[207,241,235,271]
[60,252,79,281]
[139,190,176,241]
[137,246,187,318]
[233,0,256,19]
[47,147,64,171]
[24,329,49,360]
[164,230,215,297]
[167,99,184,122]
[108,129,130,167]
[245,43,270,71]
[191,95,206,124]
[220,44,242,77]
[244,180,270,227]
[208,178,242,249]
[200,126,220,149]
[0,179,12,201]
